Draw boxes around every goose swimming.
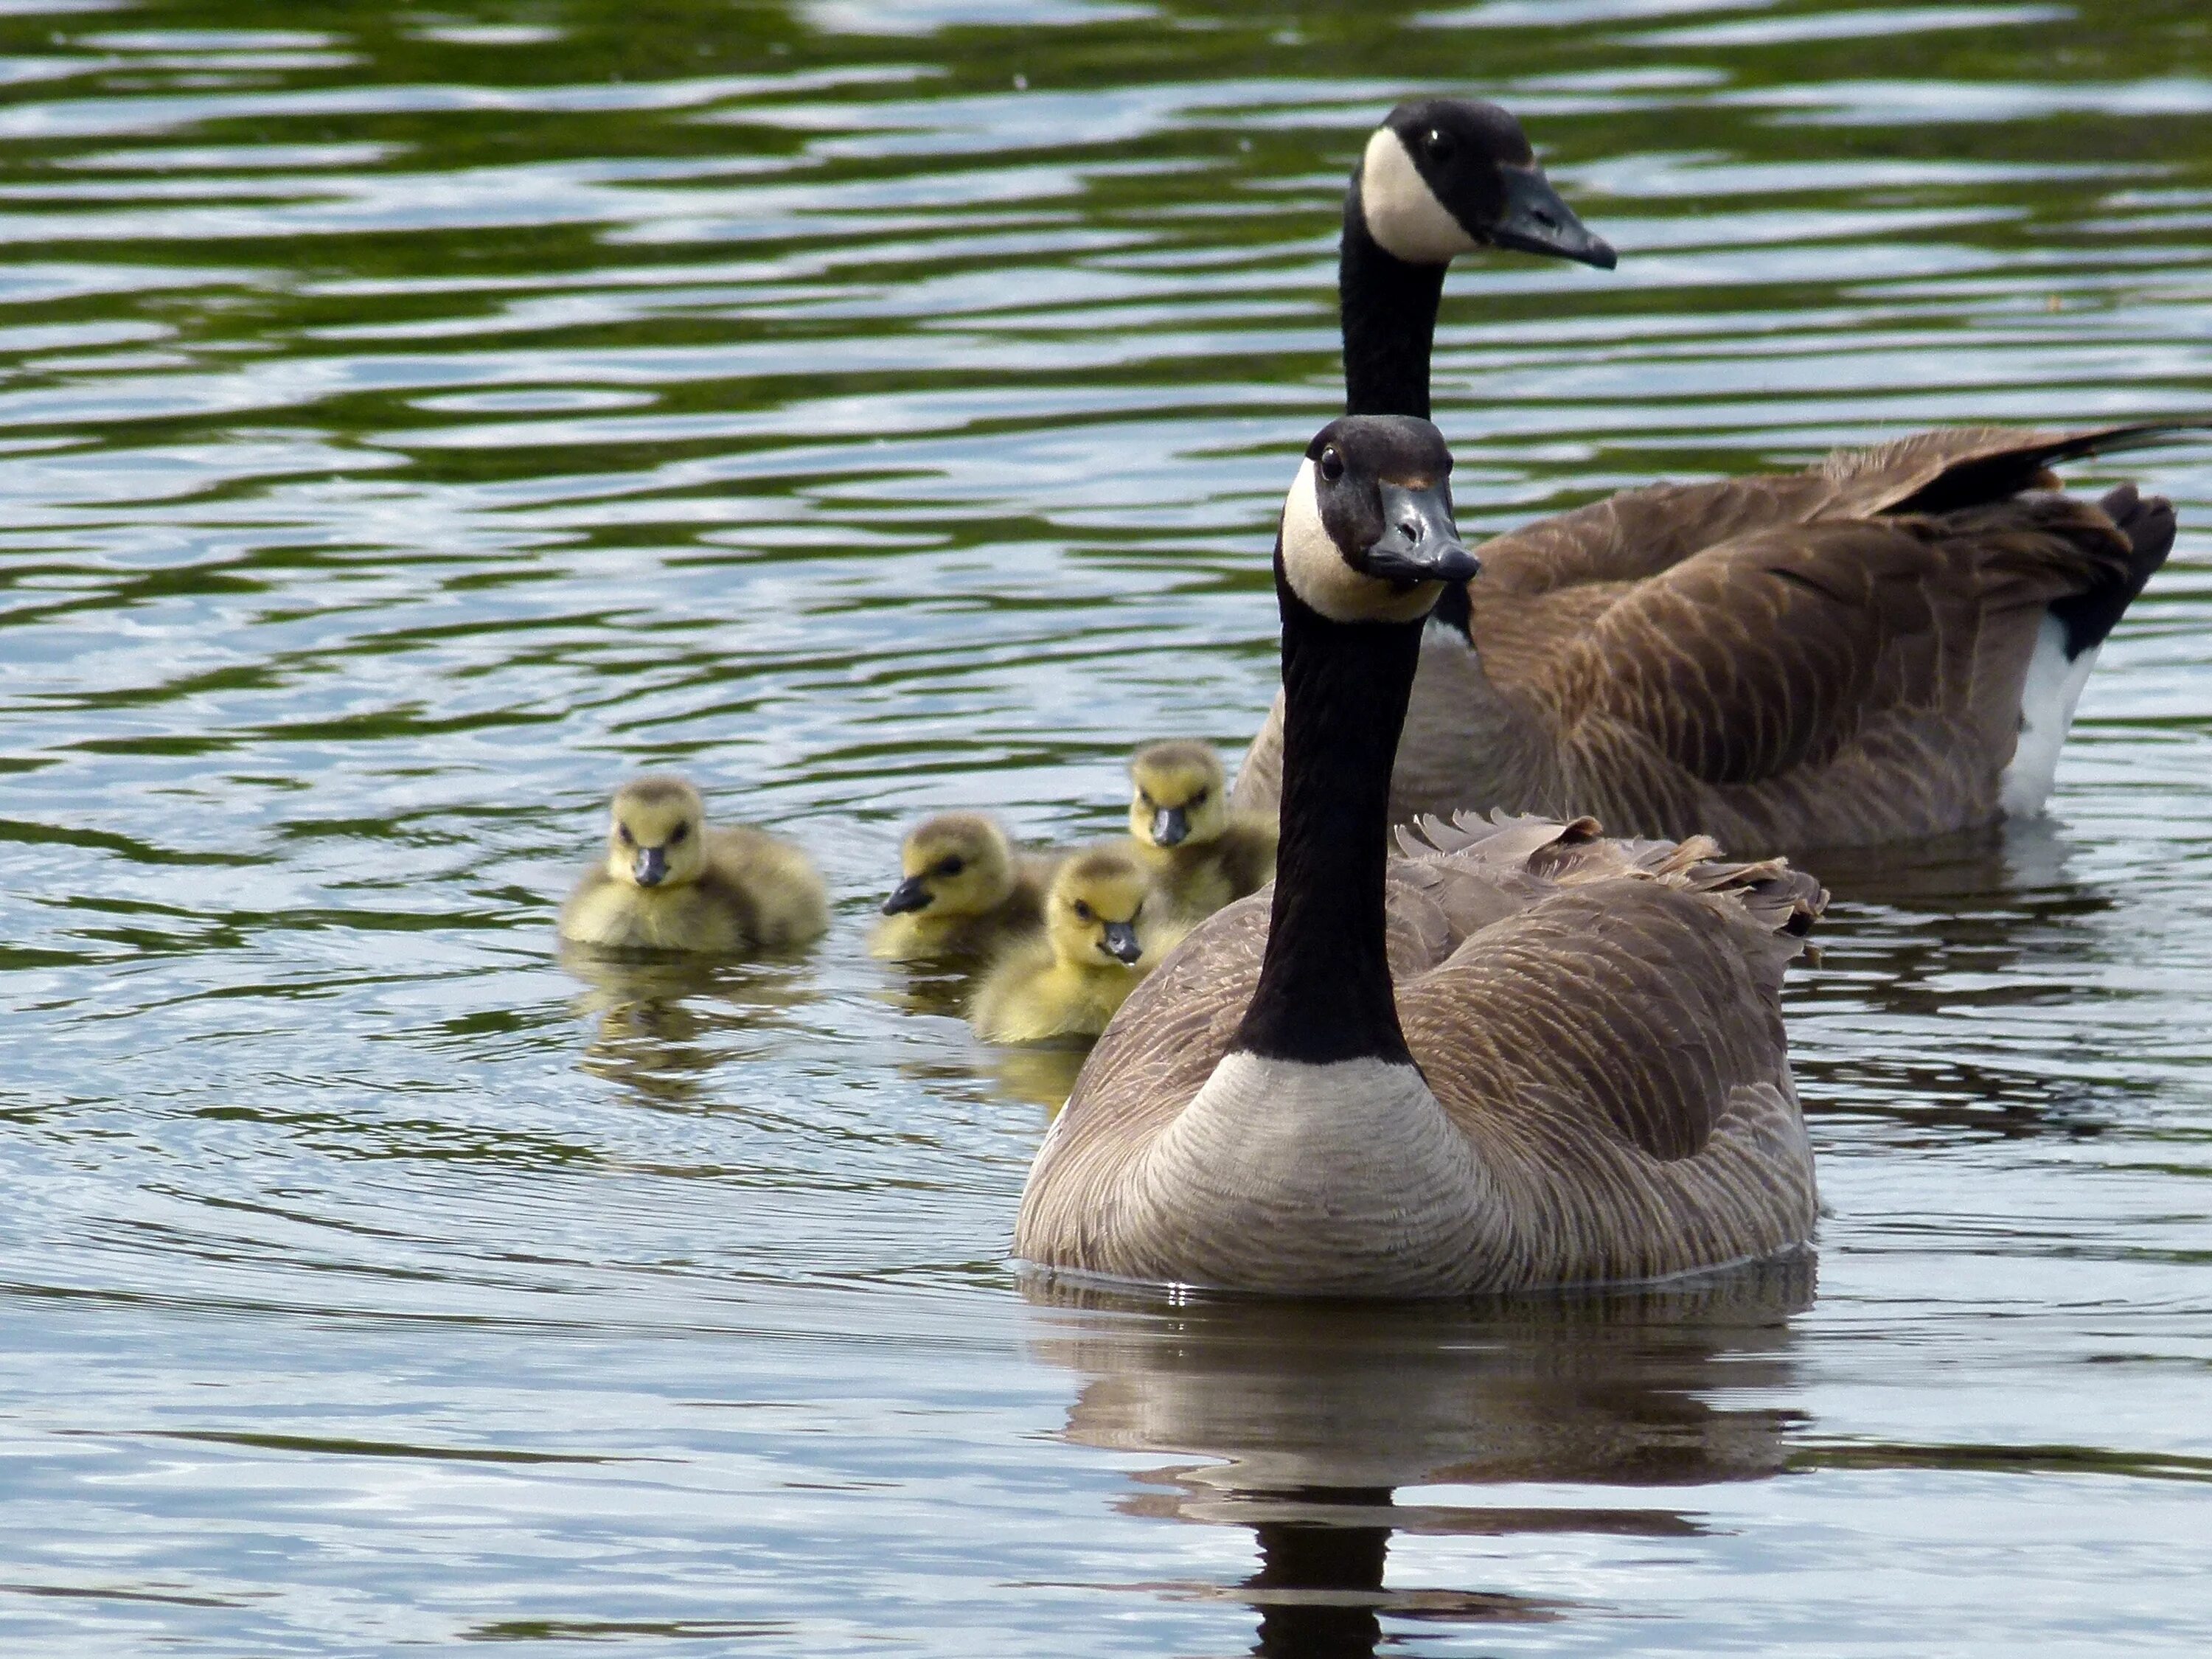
[1229,98,2185,854]
[1016,417,1823,1296]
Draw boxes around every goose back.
[1015,814,1823,1295]
[1232,423,2183,852]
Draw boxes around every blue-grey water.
[2,1,2210,1653]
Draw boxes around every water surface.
[2,0,2210,1653]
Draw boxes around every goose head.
[1128,741,1229,851]
[1278,414,1477,625]
[1048,847,1151,970]
[1357,98,1614,271]
[605,775,709,889]
[882,812,1016,919]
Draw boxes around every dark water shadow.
[1798,818,2091,917]
[1788,819,2139,1138]
[1023,1258,1812,1656]
[558,945,821,1107]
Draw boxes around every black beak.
[1489,164,1615,270]
[1150,806,1189,848]
[1101,922,1142,965]
[633,845,668,887]
[1365,480,1479,587]
[881,874,931,916]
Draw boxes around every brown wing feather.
[1531,493,2133,790]
[1059,818,1821,1169]
[1237,423,2191,842]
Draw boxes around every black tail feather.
[2048,483,2177,658]
[1893,421,2202,516]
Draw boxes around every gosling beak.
[1100,921,1142,965]
[1365,481,1479,588]
[1490,164,1616,270]
[1150,805,1189,848]
[633,845,668,887]
[881,874,931,916]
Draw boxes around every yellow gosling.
[1127,740,1277,928]
[970,846,1165,1046]
[869,812,1053,962]
[558,775,827,954]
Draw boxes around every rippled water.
[2,0,2209,1652]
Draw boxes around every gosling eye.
[935,855,964,877]
[668,821,691,845]
[1189,787,1208,806]
[1318,447,1345,485]
[1071,900,1093,922]
[1135,790,1154,809]
[616,823,635,845]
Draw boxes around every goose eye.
[1071,900,1093,922]
[1190,787,1208,806]
[1425,127,1453,161]
[668,822,690,845]
[1319,448,1345,484]
[616,823,635,845]
[936,855,964,877]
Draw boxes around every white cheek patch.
[1281,460,1364,622]
[1360,128,1478,265]
[1279,459,1442,626]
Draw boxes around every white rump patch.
[1360,128,1477,265]
[2000,612,2099,818]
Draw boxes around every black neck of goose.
[1340,181,1446,420]
[1233,567,1422,1067]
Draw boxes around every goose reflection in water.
[1025,1259,1812,1658]
[1792,817,2135,1139]
[558,945,820,1107]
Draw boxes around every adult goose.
[1229,98,2185,854]
[1015,417,1823,1297]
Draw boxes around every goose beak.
[1490,164,1615,270]
[633,845,668,887]
[1101,922,1142,965]
[881,874,931,915]
[1150,805,1189,847]
[1365,481,1479,587]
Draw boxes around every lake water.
[2,1,2209,1653]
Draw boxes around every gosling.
[1127,740,1277,928]
[870,812,1053,963]
[558,775,827,953]
[969,846,1162,1046]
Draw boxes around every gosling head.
[882,813,1016,919]
[1048,847,1151,970]
[603,775,709,890]
[1278,414,1477,625]
[1357,97,1615,271]
[1128,741,1228,851]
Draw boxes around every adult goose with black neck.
[1015,417,1823,1298]
[1231,98,2188,855]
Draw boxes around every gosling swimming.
[559,775,827,954]
[871,812,1053,963]
[1127,740,1276,928]
[970,846,1162,1046]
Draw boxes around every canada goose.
[558,775,827,953]
[1016,417,1824,1297]
[970,846,1165,1046]
[1126,741,1277,927]
[1229,97,2187,854]
[870,812,1052,962]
